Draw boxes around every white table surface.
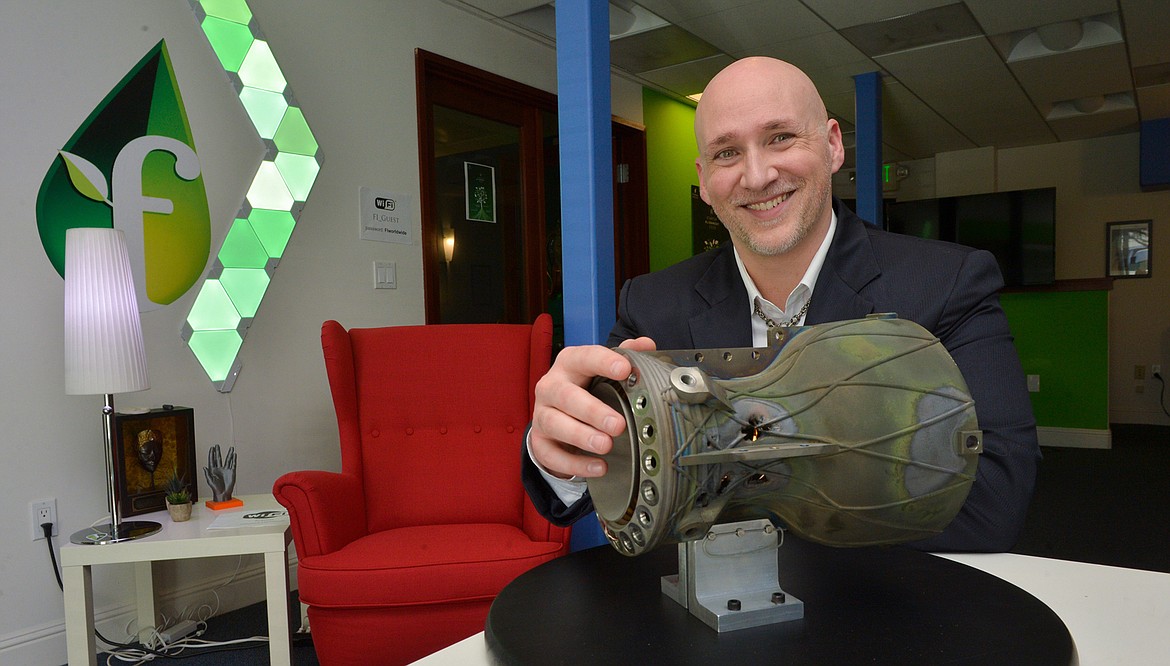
[939,552,1170,665]
[411,551,1170,665]
[60,494,292,666]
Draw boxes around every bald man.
[523,57,1040,552]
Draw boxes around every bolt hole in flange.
[640,481,658,505]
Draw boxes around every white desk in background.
[411,551,1170,665]
[60,494,292,666]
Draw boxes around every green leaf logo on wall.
[36,39,210,310]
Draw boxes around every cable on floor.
[41,523,270,662]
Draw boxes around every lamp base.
[70,520,162,545]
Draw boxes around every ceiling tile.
[804,59,888,101]
[1010,43,1132,105]
[637,54,736,98]
[839,3,983,57]
[799,0,956,30]
[634,0,759,24]
[610,24,721,73]
[457,0,550,18]
[1048,108,1140,141]
[877,37,1056,148]
[1119,0,1170,68]
[677,1,831,54]
[879,80,978,158]
[745,30,873,78]
[964,0,1117,35]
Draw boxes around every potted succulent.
[164,471,193,522]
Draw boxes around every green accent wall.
[643,88,698,271]
[1000,290,1110,430]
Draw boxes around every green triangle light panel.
[200,0,252,25]
[200,17,253,70]
[219,268,270,318]
[186,0,323,391]
[187,279,241,331]
[219,217,270,268]
[248,209,296,258]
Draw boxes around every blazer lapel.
[806,201,882,325]
[689,247,753,348]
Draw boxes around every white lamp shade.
[64,227,149,395]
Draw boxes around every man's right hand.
[530,337,657,480]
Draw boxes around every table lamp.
[64,227,161,545]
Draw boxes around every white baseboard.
[0,555,298,666]
[1037,425,1112,450]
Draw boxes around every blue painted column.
[555,0,614,550]
[556,0,616,347]
[853,71,883,227]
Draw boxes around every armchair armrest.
[273,471,367,558]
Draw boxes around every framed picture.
[464,161,496,223]
[112,406,197,517]
[691,185,728,254]
[1106,220,1151,278]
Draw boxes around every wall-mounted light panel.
[185,0,322,391]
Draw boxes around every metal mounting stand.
[661,519,804,632]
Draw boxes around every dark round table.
[486,537,1076,665]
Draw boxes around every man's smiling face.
[694,57,845,258]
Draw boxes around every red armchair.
[273,314,570,665]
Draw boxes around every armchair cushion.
[297,523,566,608]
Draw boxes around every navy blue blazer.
[523,199,1041,552]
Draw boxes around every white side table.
[60,494,293,666]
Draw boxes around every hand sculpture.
[204,445,237,502]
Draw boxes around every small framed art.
[464,161,496,223]
[1106,220,1151,278]
[112,406,197,517]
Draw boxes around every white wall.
[0,2,642,663]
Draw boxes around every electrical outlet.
[1153,364,1162,377]
[30,498,57,541]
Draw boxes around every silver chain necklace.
[753,298,811,329]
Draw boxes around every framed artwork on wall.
[1106,220,1151,278]
[464,161,496,223]
[112,406,197,517]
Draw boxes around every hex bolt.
[727,599,741,611]
[771,592,786,604]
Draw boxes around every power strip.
[159,619,199,644]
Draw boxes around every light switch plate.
[374,261,396,289]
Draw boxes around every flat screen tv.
[883,187,1056,287]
